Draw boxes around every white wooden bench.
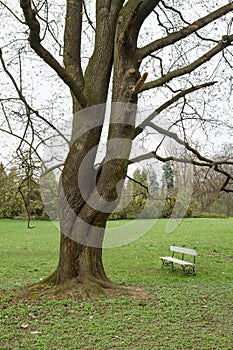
[160,245,197,274]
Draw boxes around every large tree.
[0,0,233,296]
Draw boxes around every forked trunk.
[47,0,141,292]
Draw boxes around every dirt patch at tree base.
[1,279,155,304]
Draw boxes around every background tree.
[191,148,233,216]
[162,162,174,193]
[127,168,149,218]
[148,168,159,198]
[0,0,232,296]
[0,162,44,220]
[0,163,13,218]
[0,164,24,218]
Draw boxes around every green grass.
[1,218,233,349]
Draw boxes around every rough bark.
[54,0,127,288]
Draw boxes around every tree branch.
[130,122,233,192]
[140,35,233,93]
[160,1,218,44]
[148,122,233,166]
[134,81,217,138]
[138,2,233,59]
[127,0,161,35]
[130,151,233,193]
[126,175,149,195]
[83,0,124,104]
[0,127,42,161]
[0,48,69,144]
[64,0,84,89]
[0,0,25,24]
[82,0,95,31]
[20,0,88,108]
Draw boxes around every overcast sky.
[0,0,232,169]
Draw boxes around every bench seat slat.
[170,246,197,256]
[160,256,195,266]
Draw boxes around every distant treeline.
[0,162,232,220]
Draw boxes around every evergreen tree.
[162,162,174,193]
[148,169,159,198]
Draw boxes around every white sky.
[0,0,232,168]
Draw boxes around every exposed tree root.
[8,277,154,303]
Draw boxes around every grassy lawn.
[0,218,233,349]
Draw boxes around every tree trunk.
[56,233,108,285]
[49,1,145,292]
[42,1,164,295]
[53,149,113,288]
[48,197,115,293]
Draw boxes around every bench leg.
[161,260,174,269]
[182,265,196,275]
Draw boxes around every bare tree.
[0,0,232,296]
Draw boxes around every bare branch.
[130,150,233,193]
[160,1,189,25]
[126,174,149,195]
[82,0,95,31]
[0,0,25,24]
[131,123,210,164]
[134,81,217,138]
[0,127,42,162]
[0,48,69,144]
[64,0,84,89]
[149,122,233,166]
[0,101,12,133]
[138,2,233,59]
[130,120,233,193]
[20,0,88,108]
[83,0,124,104]
[41,163,64,177]
[160,1,218,44]
[140,35,233,93]
[36,3,63,55]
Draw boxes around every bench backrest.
[170,246,197,256]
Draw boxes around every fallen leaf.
[30,331,41,334]
[21,324,29,329]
